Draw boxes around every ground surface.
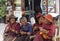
[0,23,6,41]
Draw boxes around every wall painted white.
[49,0,59,17]
[14,10,22,22]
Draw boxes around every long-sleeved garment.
[43,23,55,37]
[15,23,33,41]
[20,23,33,34]
[33,23,55,41]
[4,22,20,36]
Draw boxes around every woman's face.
[44,19,49,24]
[38,17,44,24]
[20,17,27,25]
[10,18,15,24]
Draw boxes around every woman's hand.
[39,27,49,34]
[20,31,27,35]
[20,31,24,34]
[43,29,49,34]
[39,27,44,31]
[27,32,31,35]
[10,29,18,34]
[33,26,37,30]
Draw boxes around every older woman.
[15,16,33,41]
[33,13,45,41]
[4,15,20,41]
[33,14,55,41]
[42,14,55,41]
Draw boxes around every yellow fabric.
[40,32,48,39]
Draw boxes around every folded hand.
[20,31,27,34]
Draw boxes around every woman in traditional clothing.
[33,13,45,41]
[15,16,33,41]
[33,14,55,41]
[4,15,20,41]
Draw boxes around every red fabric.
[33,23,40,29]
[36,13,42,19]
[33,23,55,41]
[44,14,53,23]
[33,32,43,41]
[33,23,45,30]
[5,22,20,36]
[41,23,55,37]
[47,24,55,37]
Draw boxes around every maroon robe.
[33,23,55,41]
[5,22,20,36]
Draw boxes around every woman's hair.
[20,16,28,22]
[35,15,44,23]
[7,17,17,22]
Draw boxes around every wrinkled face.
[20,17,27,25]
[38,17,44,24]
[44,18,49,24]
[10,18,15,24]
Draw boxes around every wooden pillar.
[12,0,15,14]
[21,0,25,10]
[46,0,48,14]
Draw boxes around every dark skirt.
[14,35,30,41]
[3,35,15,41]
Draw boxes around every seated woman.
[4,15,20,41]
[33,13,45,41]
[15,16,33,41]
[33,13,44,34]
[33,14,55,41]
